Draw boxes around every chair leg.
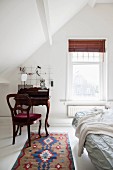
[19,126,21,135]
[12,124,15,145]
[38,120,41,137]
[27,125,31,147]
[45,119,49,137]
[15,125,20,136]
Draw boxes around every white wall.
[1,4,113,125]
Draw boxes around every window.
[67,39,106,101]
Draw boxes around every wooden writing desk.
[18,87,50,136]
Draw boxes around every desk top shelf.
[18,87,49,99]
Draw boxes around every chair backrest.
[6,94,32,120]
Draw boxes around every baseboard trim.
[0,116,12,125]
[0,117,73,127]
[49,118,73,127]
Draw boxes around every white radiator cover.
[67,105,105,117]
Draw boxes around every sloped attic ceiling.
[0,0,113,77]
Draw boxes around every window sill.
[60,99,107,105]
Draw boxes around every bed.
[72,108,113,170]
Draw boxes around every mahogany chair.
[6,93,42,147]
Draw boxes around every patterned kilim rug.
[12,133,75,170]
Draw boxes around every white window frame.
[66,52,107,101]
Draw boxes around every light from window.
[72,64,100,100]
[67,52,103,101]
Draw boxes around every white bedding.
[75,109,113,156]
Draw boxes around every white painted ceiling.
[0,0,113,76]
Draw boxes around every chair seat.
[14,113,41,122]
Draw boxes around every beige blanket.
[75,109,113,156]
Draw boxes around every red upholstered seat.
[6,93,42,147]
[14,113,41,122]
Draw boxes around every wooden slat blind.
[68,39,106,52]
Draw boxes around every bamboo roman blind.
[68,39,106,52]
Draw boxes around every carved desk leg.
[45,100,50,136]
